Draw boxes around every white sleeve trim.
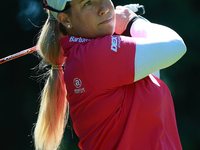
[130,19,186,82]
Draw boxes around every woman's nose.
[98,2,109,16]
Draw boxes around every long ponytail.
[34,11,68,150]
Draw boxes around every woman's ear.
[57,13,72,29]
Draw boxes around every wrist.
[121,16,140,36]
[114,7,137,35]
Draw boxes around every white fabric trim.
[130,19,186,82]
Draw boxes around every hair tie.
[52,65,63,70]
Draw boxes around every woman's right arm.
[130,18,187,82]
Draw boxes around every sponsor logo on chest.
[69,36,91,43]
[73,78,85,94]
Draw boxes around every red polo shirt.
[60,35,182,150]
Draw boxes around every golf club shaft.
[0,46,38,64]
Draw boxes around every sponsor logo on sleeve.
[111,35,121,52]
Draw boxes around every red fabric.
[60,35,182,150]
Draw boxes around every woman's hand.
[114,6,137,35]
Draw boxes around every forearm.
[130,18,184,40]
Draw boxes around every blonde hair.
[34,10,69,150]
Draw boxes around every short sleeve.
[82,35,136,91]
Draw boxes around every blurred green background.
[0,0,199,149]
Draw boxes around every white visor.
[46,0,72,21]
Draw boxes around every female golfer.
[34,0,187,149]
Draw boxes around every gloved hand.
[114,5,138,35]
